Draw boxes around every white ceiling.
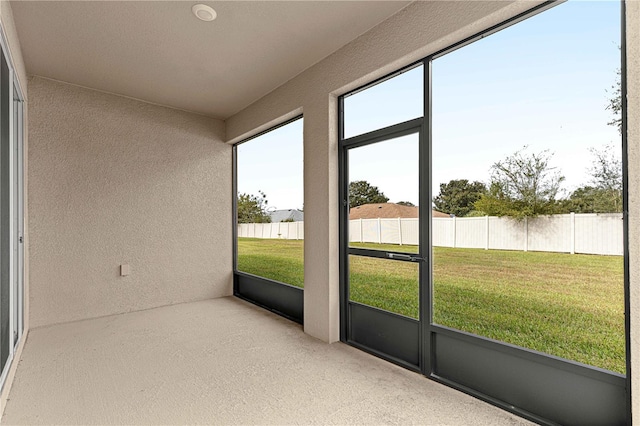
[11,1,411,119]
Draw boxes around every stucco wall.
[27,77,231,328]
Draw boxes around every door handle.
[387,253,423,262]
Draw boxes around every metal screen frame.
[232,115,305,324]
[338,1,630,424]
[0,29,25,395]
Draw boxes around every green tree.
[349,180,389,208]
[433,179,486,217]
[566,144,622,213]
[564,186,617,213]
[588,144,622,197]
[237,191,271,223]
[474,147,564,218]
[607,68,622,135]
[396,201,415,207]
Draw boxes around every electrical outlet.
[120,264,130,277]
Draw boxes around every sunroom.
[0,1,638,425]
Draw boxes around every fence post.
[360,218,363,243]
[570,212,576,254]
[377,217,382,244]
[452,216,456,248]
[524,217,528,252]
[485,215,489,250]
[398,217,403,245]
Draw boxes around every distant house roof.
[349,203,451,219]
[269,209,304,222]
[432,210,451,218]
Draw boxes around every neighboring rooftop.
[269,209,304,223]
[432,210,452,218]
[349,203,451,220]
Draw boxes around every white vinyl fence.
[238,221,304,240]
[238,213,623,256]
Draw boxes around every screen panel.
[348,133,420,254]
[431,0,624,374]
[235,118,304,288]
[343,65,423,139]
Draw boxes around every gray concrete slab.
[2,297,532,425]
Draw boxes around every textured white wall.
[28,77,232,328]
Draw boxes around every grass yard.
[237,237,625,374]
[237,238,306,287]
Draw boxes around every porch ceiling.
[2,297,533,425]
[10,1,411,119]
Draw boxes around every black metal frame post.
[421,58,432,376]
[620,1,632,423]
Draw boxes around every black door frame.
[339,118,426,371]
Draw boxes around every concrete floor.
[2,297,533,425]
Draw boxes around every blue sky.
[238,0,622,210]
[237,119,304,211]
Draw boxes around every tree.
[237,191,271,223]
[567,143,623,213]
[433,179,486,217]
[564,186,615,213]
[349,180,389,208]
[607,68,622,135]
[588,143,622,193]
[474,147,565,218]
[396,201,415,207]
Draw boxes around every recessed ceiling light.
[192,4,217,22]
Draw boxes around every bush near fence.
[237,213,623,256]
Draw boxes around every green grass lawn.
[237,238,306,287]
[237,237,625,374]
